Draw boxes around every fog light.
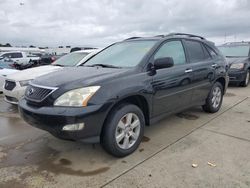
[62,123,85,131]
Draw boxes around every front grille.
[4,80,16,91]
[25,84,56,102]
[229,77,236,80]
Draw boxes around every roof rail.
[165,33,206,40]
[124,37,141,41]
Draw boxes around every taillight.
[51,57,56,62]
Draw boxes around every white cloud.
[0,0,250,47]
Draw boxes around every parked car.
[12,61,39,70]
[70,47,97,53]
[3,49,97,104]
[39,54,62,65]
[0,68,19,93]
[0,51,40,65]
[0,51,41,65]
[31,52,63,65]
[218,42,250,87]
[9,54,63,70]
[0,58,16,69]
[19,33,228,157]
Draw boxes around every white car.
[0,51,40,65]
[3,49,98,104]
[0,68,19,93]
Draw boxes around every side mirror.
[154,57,174,70]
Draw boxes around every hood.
[32,66,130,87]
[226,57,248,65]
[0,68,19,76]
[6,65,63,81]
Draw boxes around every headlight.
[230,63,244,70]
[54,86,100,107]
[19,80,32,87]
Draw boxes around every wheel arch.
[109,94,150,125]
[100,94,151,138]
[215,77,226,94]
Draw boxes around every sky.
[0,0,250,47]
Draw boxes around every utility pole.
[224,33,227,43]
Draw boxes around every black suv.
[218,42,250,87]
[19,33,228,157]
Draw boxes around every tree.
[0,43,12,47]
[5,43,11,47]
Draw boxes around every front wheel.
[202,82,223,113]
[101,104,145,157]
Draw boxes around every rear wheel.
[101,104,145,157]
[202,82,223,113]
[240,70,250,87]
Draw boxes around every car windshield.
[84,40,157,68]
[52,52,89,67]
[218,45,250,57]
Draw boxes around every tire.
[202,82,223,113]
[240,70,250,87]
[101,103,145,157]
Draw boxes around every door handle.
[185,69,193,73]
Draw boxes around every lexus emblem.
[28,88,34,96]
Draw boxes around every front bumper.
[19,98,112,143]
[3,82,27,104]
[228,70,247,83]
[0,76,5,93]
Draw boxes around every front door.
[152,40,194,117]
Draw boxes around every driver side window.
[154,41,186,65]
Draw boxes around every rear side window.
[3,53,12,58]
[205,45,218,58]
[2,53,23,58]
[154,40,186,65]
[185,40,207,63]
[201,45,211,59]
[9,53,23,58]
[1,54,9,58]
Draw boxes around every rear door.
[183,40,216,104]
[10,52,26,64]
[152,40,194,117]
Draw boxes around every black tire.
[202,82,223,113]
[240,70,250,87]
[101,103,145,157]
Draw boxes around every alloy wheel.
[115,113,141,150]
[211,86,222,109]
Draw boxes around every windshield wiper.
[53,64,64,67]
[85,64,122,68]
